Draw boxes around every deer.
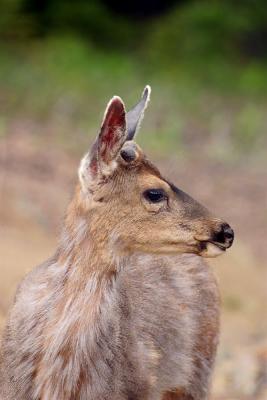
[0,86,234,400]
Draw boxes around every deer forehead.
[138,173,170,192]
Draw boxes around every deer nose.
[214,223,234,248]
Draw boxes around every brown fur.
[162,390,193,400]
[0,88,233,399]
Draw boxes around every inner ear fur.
[98,96,126,165]
[79,96,126,191]
[88,96,127,177]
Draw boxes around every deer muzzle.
[195,221,234,258]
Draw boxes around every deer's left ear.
[79,96,126,190]
[126,85,151,140]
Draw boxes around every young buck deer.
[0,86,234,400]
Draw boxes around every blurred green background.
[1,3,267,399]
[1,0,267,159]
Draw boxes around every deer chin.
[198,240,226,258]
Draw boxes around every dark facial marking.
[178,222,191,231]
[167,181,192,202]
[165,180,209,219]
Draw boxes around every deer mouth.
[207,241,227,251]
[198,240,227,258]
[195,223,234,257]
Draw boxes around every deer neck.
[58,193,119,279]
[35,209,119,399]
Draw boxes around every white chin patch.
[201,242,225,258]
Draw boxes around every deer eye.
[143,189,167,203]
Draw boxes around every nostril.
[224,229,234,240]
[214,223,234,244]
[223,224,234,241]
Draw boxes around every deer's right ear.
[126,85,151,140]
[79,96,126,191]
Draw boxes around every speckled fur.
[0,89,225,400]
[0,252,219,400]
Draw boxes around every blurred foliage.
[147,0,267,63]
[145,0,267,96]
[0,0,267,159]
[2,0,267,61]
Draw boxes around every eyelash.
[143,189,167,203]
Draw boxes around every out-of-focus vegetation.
[1,0,267,159]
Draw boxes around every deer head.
[73,86,234,262]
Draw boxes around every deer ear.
[97,96,126,166]
[79,96,126,190]
[126,85,151,141]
